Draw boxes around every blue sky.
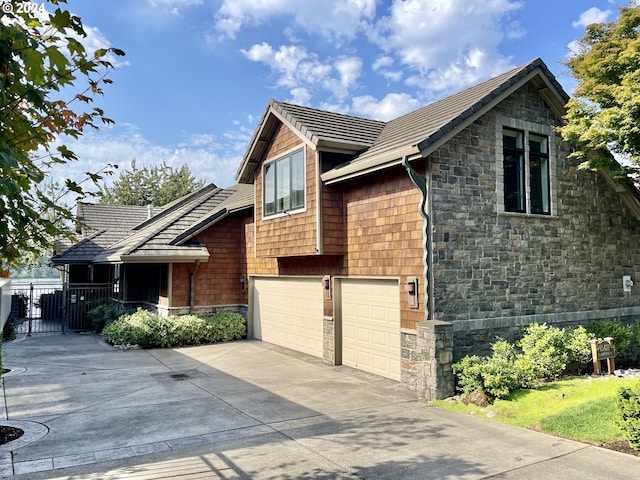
[50,0,631,191]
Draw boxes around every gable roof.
[322,58,570,184]
[91,184,254,264]
[53,203,162,264]
[53,184,254,265]
[76,203,157,236]
[236,99,386,183]
[236,59,570,187]
[76,203,164,247]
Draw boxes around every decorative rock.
[614,368,640,378]
[461,389,489,407]
[486,411,499,418]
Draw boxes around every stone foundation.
[401,329,419,391]
[323,316,335,364]
[452,306,640,358]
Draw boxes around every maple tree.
[560,3,640,181]
[0,0,124,268]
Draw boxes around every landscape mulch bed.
[601,439,640,457]
[1,369,25,445]
[0,426,24,445]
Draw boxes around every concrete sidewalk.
[1,333,639,479]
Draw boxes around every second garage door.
[340,278,401,381]
[252,277,324,358]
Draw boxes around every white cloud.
[572,7,611,28]
[147,0,203,17]
[352,92,420,121]
[49,125,245,193]
[242,43,361,102]
[288,87,312,105]
[406,49,514,94]
[149,0,203,6]
[323,57,363,99]
[242,43,275,62]
[215,0,376,40]
[369,0,522,96]
[372,55,403,82]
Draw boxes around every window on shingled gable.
[263,148,305,217]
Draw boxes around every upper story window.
[263,148,305,217]
[501,126,552,215]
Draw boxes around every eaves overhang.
[119,252,211,264]
[321,146,421,185]
[236,100,380,184]
[94,249,211,264]
[417,66,569,155]
[320,60,570,186]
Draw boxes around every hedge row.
[102,308,246,348]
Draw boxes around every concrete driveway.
[1,333,639,479]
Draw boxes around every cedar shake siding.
[255,124,318,257]
[170,214,250,309]
[341,166,425,330]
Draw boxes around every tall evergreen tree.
[98,160,206,206]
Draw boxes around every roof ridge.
[132,183,220,230]
[103,184,227,258]
[272,99,386,125]
[322,58,570,183]
[171,184,254,245]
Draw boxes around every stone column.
[417,320,455,401]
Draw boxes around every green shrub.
[482,339,520,399]
[453,355,485,395]
[101,309,246,348]
[453,323,594,402]
[518,323,567,380]
[102,308,158,347]
[627,319,640,362]
[203,311,247,342]
[615,380,640,451]
[587,319,633,357]
[87,304,135,333]
[453,340,520,400]
[564,326,592,366]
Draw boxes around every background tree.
[559,3,640,181]
[97,159,206,206]
[0,0,124,269]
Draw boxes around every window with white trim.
[500,126,552,215]
[263,148,305,216]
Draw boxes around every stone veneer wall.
[429,83,640,359]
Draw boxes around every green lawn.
[432,376,640,446]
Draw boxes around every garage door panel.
[253,277,324,358]
[341,279,400,381]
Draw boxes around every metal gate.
[10,282,113,334]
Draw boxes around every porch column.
[417,319,455,401]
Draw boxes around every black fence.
[10,282,113,334]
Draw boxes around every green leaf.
[57,145,78,161]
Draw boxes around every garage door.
[340,279,401,381]
[253,277,324,358]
